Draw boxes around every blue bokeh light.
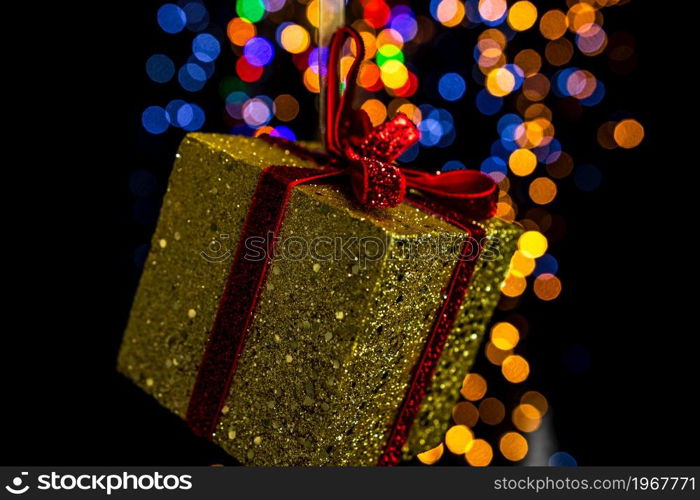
[244,37,275,67]
[146,54,175,83]
[157,4,187,34]
[549,452,577,467]
[534,253,559,276]
[580,80,606,107]
[178,63,207,91]
[480,156,508,182]
[181,103,206,131]
[476,89,503,115]
[192,33,221,63]
[184,2,209,32]
[270,126,297,141]
[166,100,188,127]
[442,160,466,171]
[142,106,170,134]
[438,73,466,101]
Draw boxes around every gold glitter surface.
[118,134,319,418]
[404,218,522,459]
[118,133,520,465]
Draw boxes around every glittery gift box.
[118,133,521,465]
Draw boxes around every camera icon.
[4,472,29,495]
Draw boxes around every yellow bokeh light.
[438,0,466,27]
[514,49,542,76]
[518,231,547,258]
[491,321,520,350]
[452,401,479,427]
[533,273,562,301]
[359,31,377,60]
[545,38,574,66]
[479,397,506,425]
[524,103,552,121]
[303,66,320,93]
[510,250,536,278]
[360,99,387,127]
[539,9,568,40]
[395,103,422,124]
[280,24,310,54]
[567,2,596,33]
[306,0,320,28]
[465,439,493,466]
[417,443,444,465]
[509,149,537,176]
[508,1,538,31]
[445,425,474,454]
[480,28,507,48]
[485,341,513,366]
[501,273,527,297]
[521,390,549,416]
[613,119,644,149]
[502,355,530,383]
[486,67,516,97]
[500,432,529,462]
[513,404,542,433]
[496,201,516,222]
[380,60,409,89]
[529,177,558,205]
[461,373,487,401]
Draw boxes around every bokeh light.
[438,73,467,101]
[512,403,542,432]
[533,273,562,301]
[461,373,487,401]
[417,443,444,465]
[502,354,530,383]
[146,54,175,83]
[490,322,520,350]
[465,439,493,466]
[499,432,529,461]
[479,397,506,425]
[158,4,187,34]
[613,119,644,148]
[452,401,480,427]
[508,1,538,32]
[142,106,169,134]
[445,425,474,454]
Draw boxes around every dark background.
[4,0,697,466]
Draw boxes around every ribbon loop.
[320,26,499,216]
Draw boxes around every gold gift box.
[118,133,521,465]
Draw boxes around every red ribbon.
[185,26,499,465]
[322,26,498,217]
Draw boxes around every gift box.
[120,26,522,466]
[118,130,521,465]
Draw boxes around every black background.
[3,0,697,466]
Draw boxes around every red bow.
[322,26,498,218]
